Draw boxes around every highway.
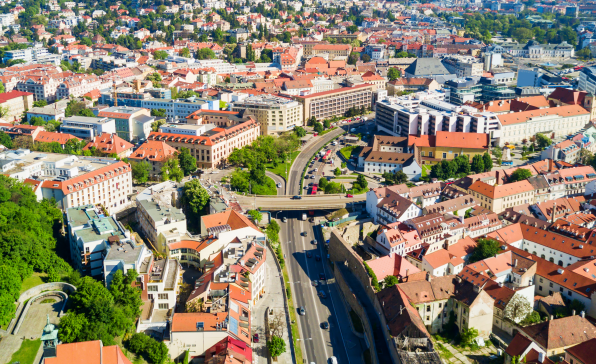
[279,123,366,363]
[279,212,364,364]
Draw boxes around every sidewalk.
[252,247,292,364]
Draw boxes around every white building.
[60,116,117,139]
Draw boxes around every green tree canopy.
[267,336,286,358]
[177,148,197,176]
[470,238,501,263]
[131,160,151,184]
[387,67,400,81]
[183,179,210,214]
[161,158,183,182]
[509,168,532,182]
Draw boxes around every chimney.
[581,311,586,318]
[572,310,576,316]
[406,268,409,277]
[550,315,554,321]
[551,201,557,223]
[513,259,517,267]
[426,271,432,282]
[538,352,545,363]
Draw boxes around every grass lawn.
[282,267,303,364]
[339,145,359,160]
[319,127,337,136]
[421,165,431,177]
[333,176,357,179]
[7,339,41,364]
[349,310,364,333]
[251,176,277,195]
[265,151,300,180]
[20,272,69,295]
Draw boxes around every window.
[158,303,168,309]
[158,293,168,300]
[148,285,158,292]
[442,153,447,159]
[426,306,430,312]
[439,303,442,308]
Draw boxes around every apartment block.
[136,198,187,247]
[65,204,150,281]
[97,106,155,142]
[0,150,132,214]
[292,84,374,122]
[311,44,351,60]
[60,116,117,139]
[0,90,33,122]
[230,94,303,135]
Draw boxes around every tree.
[355,174,368,190]
[504,295,533,324]
[131,160,151,184]
[334,167,341,176]
[469,238,501,263]
[196,47,216,60]
[153,50,168,60]
[267,310,286,338]
[361,54,371,62]
[0,132,13,149]
[323,119,331,129]
[146,73,162,84]
[482,152,493,172]
[509,168,532,182]
[146,341,169,364]
[248,209,263,224]
[384,275,398,287]
[460,327,479,346]
[393,170,408,184]
[267,336,286,358]
[0,265,21,301]
[348,52,359,65]
[183,179,210,214]
[471,155,485,174]
[0,82,4,94]
[78,109,95,117]
[521,311,542,326]
[512,27,534,43]
[177,148,197,176]
[294,126,306,138]
[313,122,324,133]
[535,133,552,149]
[387,67,400,81]
[180,47,191,58]
[33,100,47,108]
[58,312,88,343]
[150,117,166,129]
[319,177,328,189]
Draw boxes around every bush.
[363,262,380,291]
[127,333,169,364]
[286,286,292,299]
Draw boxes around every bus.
[311,184,318,195]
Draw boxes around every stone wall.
[328,229,401,364]
[334,265,378,364]
[18,282,76,303]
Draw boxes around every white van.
[329,357,338,364]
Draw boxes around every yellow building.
[408,131,489,165]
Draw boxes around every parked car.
[277,183,282,188]
[301,231,307,236]
[311,239,317,245]
[299,306,306,316]
[319,272,326,280]
[346,194,353,198]
[315,254,321,261]
[282,217,287,223]
[253,333,259,343]
[292,195,302,200]
[321,322,329,329]
[319,291,327,298]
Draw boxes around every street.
[279,212,365,364]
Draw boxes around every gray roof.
[404,58,450,77]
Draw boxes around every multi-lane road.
[279,123,366,364]
[279,212,364,364]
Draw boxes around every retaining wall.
[18,282,76,303]
[13,291,69,335]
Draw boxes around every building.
[564,337,596,364]
[0,90,33,121]
[540,140,581,164]
[43,340,132,364]
[408,132,489,165]
[498,105,590,147]
[0,150,132,214]
[404,58,455,83]
[65,204,150,281]
[141,98,219,121]
[60,116,117,139]
[83,133,134,158]
[387,78,441,96]
[442,58,483,78]
[148,115,260,169]
[97,106,155,142]
[137,255,181,312]
[26,99,68,122]
[468,180,535,213]
[292,84,374,122]
[311,44,352,60]
[230,94,303,135]
[136,198,187,247]
[128,140,178,178]
[501,40,575,59]
[99,86,172,108]
[366,185,422,224]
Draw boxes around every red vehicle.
[322,150,332,161]
[311,184,318,195]
[574,65,584,71]
[253,333,259,343]
[314,133,318,137]
[346,194,353,198]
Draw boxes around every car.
[321,322,329,329]
[312,280,319,286]
[299,306,305,316]
[309,182,314,186]
[319,291,327,298]
[309,217,315,223]
[315,254,321,261]
[292,195,302,200]
[282,217,287,223]
[253,333,259,343]
[301,231,307,236]
[346,194,353,198]
[314,168,318,172]
[319,272,326,280]
[330,356,338,364]
[311,175,316,179]
[307,252,312,258]
[311,239,317,245]
[210,170,219,174]
[277,183,282,188]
